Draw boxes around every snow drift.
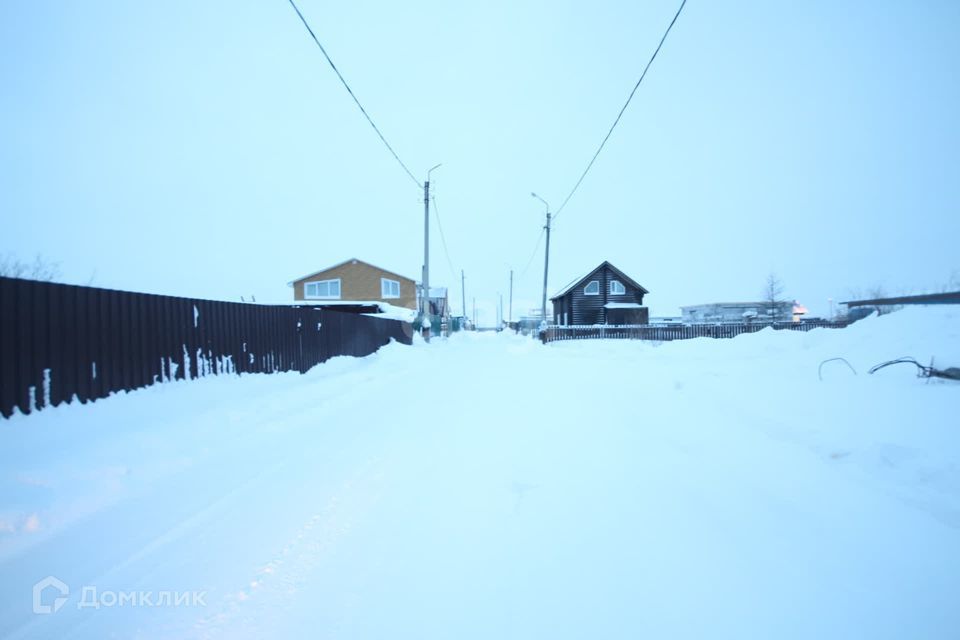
[0,305,957,639]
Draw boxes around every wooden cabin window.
[584,280,600,295]
[609,280,626,295]
[304,279,341,299]
[381,278,401,298]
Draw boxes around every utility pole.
[421,164,442,342]
[508,270,513,324]
[532,193,551,324]
[472,297,476,328]
[499,293,503,330]
[461,269,466,326]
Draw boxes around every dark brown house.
[551,261,649,326]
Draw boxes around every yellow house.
[289,258,417,310]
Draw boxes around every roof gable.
[550,261,649,300]
[288,258,414,286]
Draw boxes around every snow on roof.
[551,275,584,300]
[289,300,416,322]
[364,303,417,322]
[603,302,644,309]
[295,300,379,306]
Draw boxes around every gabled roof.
[550,261,649,300]
[287,258,414,286]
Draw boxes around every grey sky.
[2,1,958,321]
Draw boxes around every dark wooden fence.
[543,320,848,343]
[0,277,413,418]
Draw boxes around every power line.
[285,0,422,189]
[519,228,545,280]
[430,195,458,282]
[553,0,687,221]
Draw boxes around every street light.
[531,192,549,211]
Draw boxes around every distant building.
[680,301,804,324]
[841,291,960,310]
[288,258,417,310]
[836,290,960,322]
[516,311,545,334]
[551,261,649,326]
[417,286,450,319]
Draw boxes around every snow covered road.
[1,308,959,639]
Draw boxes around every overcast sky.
[2,0,958,322]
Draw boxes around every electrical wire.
[285,0,422,189]
[553,0,687,221]
[431,196,458,282]
[518,228,545,281]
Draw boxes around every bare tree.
[866,284,900,316]
[0,253,61,282]
[944,269,960,293]
[866,284,886,300]
[762,273,786,321]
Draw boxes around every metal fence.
[0,277,413,418]
[542,320,848,343]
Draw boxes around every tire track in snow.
[3,349,414,640]
[188,457,387,640]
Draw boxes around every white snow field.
[1,306,958,639]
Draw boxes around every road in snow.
[1,307,958,639]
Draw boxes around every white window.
[304,279,341,299]
[381,278,401,299]
[609,280,626,295]
[584,280,600,295]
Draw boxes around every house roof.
[550,261,649,300]
[290,300,417,322]
[840,291,960,307]
[287,258,414,286]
